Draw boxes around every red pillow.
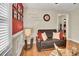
[37,32,43,41]
[59,32,64,40]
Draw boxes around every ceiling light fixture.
[73,3,76,4]
[55,3,59,4]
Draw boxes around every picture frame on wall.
[12,3,24,35]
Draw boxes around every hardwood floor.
[20,40,79,56]
[20,44,53,56]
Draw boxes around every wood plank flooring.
[20,44,54,56]
[20,40,79,56]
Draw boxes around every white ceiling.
[24,3,79,12]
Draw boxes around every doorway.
[57,14,69,40]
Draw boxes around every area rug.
[49,48,79,56]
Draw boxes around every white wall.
[24,7,79,43]
[24,8,58,43]
[69,9,79,42]
[12,31,24,56]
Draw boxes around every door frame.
[57,13,69,40]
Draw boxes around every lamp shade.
[24,28,32,37]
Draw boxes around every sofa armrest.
[36,36,42,51]
[36,36,41,42]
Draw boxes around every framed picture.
[12,3,24,35]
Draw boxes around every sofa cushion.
[41,39,66,48]
[53,32,60,39]
[45,31,53,39]
[59,31,64,40]
[38,29,57,40]
[42,32,48,41]
[37,32,43,40]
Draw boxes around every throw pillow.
[37,32,43,40]
[53,32,60,39]
[42,32,48,41]
[59,31,64,40]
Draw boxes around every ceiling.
[24,3,79,12]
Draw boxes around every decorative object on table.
[43,14,50,21]
[24,28,33,50]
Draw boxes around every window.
[0,3,10,56]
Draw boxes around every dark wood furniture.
[24,38,34,50]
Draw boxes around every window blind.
[0,3,10,56]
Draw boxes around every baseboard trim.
[68,38,79,43]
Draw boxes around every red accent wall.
[12,3,24,35]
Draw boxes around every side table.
[24,38,34,50]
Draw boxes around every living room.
[0,3,79,56]
[21,3,79,56]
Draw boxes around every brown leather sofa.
[36,29,66,51]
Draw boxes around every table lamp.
[24,28,32,50]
